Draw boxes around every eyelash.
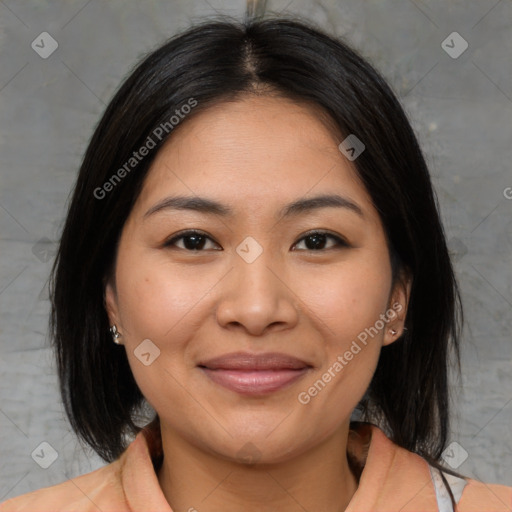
[163,229,349,252]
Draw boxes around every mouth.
[198,352,313,396]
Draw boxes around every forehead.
[133,95,374,220]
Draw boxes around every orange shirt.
[1,421,510,511]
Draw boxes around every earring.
[389,328,397,336]
[110,325,122,345]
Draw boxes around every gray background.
[1,0,511,502]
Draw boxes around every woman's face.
[105,95,409,464]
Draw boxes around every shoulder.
[0,422,164,512]
[428,464,512,512]
[354,422,512,511]
[458,477,512,511]
[0,460,126,512]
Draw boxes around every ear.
[382,268,412,347]
[104,276,121,330]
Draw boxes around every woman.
[1,15,510,512]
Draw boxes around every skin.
[105,95,411,512]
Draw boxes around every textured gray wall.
[1,0,511,501]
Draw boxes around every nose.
[215,246,299,336]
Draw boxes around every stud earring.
[389,328,397,336]
[110,325,122,345]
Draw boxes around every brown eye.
[164,230,221,251]
[293,231,349,251]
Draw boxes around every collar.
[120,419,437,511]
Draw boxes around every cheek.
[113,253,211,412]
[298,256,392,344]
[293,256,391,410]
[115,269,174,342]
[114,250,220,347]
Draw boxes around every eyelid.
[163,229,350,251]
[297,229,349,246]
[163,229,220,249]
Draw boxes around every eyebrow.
[143,193,364,220]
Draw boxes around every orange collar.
[120,420,439,511]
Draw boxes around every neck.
[156,422,359,512]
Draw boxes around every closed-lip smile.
[198,351,313,396]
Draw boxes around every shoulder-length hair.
[50,15,462,478]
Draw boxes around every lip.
[198,352,312,396]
